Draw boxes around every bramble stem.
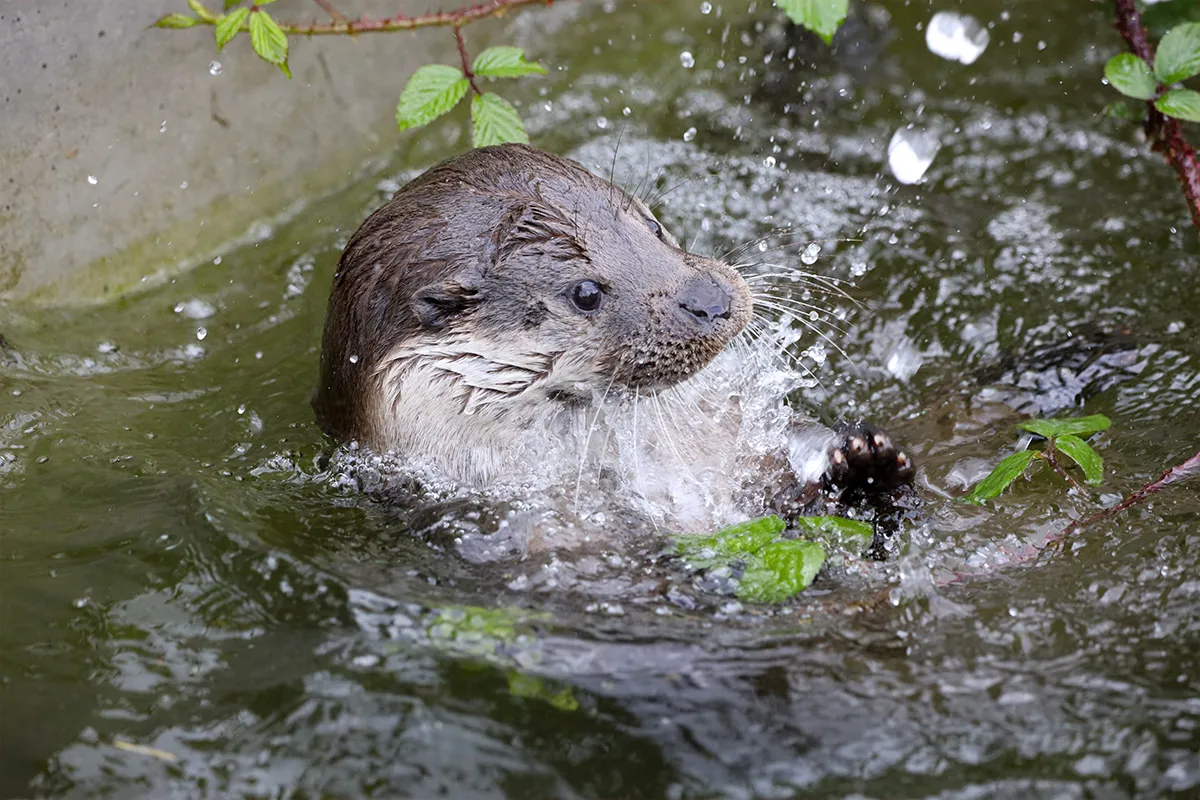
[1040,446,1085,492]
[1113,0,1200,231]
[182,0,554,35]
[455,26,482,96]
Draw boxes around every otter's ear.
[412,277,481,329]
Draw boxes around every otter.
[314,144,913,534]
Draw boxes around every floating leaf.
[473,46,547,78]
[395,65,470,132]
[1156,87,1200,121]
[1054,434,1105,486]
[249,10,290,78]
[1155,21,1200,83]
[508,671,579,711]
[1103,101,1144,122]
[214,7,250,51]
[790,515,873,553]
[471,92,530,147]
[963,450,1038,505]
[737,540,827,603]
[775,0,850,45]
[153,14,199,29]
[1104,53,1158,100]
[676,515,785,569]
[1017,415,1112,439]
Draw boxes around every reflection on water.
[3,0,1200,797]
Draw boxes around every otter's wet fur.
[315,144,913,537]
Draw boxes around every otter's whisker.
[574,373,619,515]
[651,393,698,488]
[750,295,852,337]
[742,315,827,390]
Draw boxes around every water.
[4,0,1200,796]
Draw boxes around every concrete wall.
[0,0,489,303]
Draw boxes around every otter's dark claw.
[826,422,915,494]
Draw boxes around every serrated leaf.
[395,65,470,132]
[153,14,199,29]
[471,92,530,147]
[963,450,1039,505]
[775,0,849,45]
[1054,434,1105,486]
[1105,53,1157,100]
[1103,101,1144,122]
[1156,88,1200,121]
[676,516,785,569]
[472,46,548,78]
[214,7,249,51]
[1155,22,1200,83]
[1016,414,1112,439]
[187,0,218,23]
[249,10,290,78]
[790,515,873,553]
[737,540,827,603]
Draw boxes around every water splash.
[887,127,940,184]
[925,12,990,65]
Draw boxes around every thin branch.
[455,25,482,96]
[310,0,346,24]
[185,0,554,35]
[1113,0,1200,231]
[1040,447,1085,492]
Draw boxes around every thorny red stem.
[1113,0,1200,231]
[455,25,482,96]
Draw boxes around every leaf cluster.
[675,514,873,603]
[155,0,290,77]
[1105,22,1200,123]
[964,415,1111,505]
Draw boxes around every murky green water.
[4,0,1200,797]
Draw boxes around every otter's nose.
[677,280,732,327]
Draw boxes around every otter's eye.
[646,217,665,240]
[570,280,604,312]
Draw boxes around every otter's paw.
[826,422,915,494]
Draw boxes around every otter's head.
[314,144,752,461]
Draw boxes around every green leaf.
[1155,22,1200,83]
[472,46,548,78]
[214,7,250,51]
[224,0,242,9]
[249,10,290,78]
[676,516,785,569]
[152,14,199,29]
[1143,0,1200,38]
[507,671,579,711]
[187,0,218,23]
[395,65,470,132]
[775,0,849,45]
[1054,434,1105,486]
[1104,53,1158,100]
[1156,88,1200,121]
[1016,414,1112,439]
[790,515,873,553]
[963,450,1039,505]
[1103,101,1144,122]
[471,92,530,147]
[737,540,827,603]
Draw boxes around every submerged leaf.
[395,65,470,132]
[1054,434,1105,486]
[1017,415,1112,439]
[790,515,873,553]
[963,450,1038,505]
[775,0,849,45]
[737,541,827,603]
[1156,88,1200,121]
[1103,101,1145,122]
[676,516,785,569]
[1155,21,1200,83]
[508,671,580,711]
[473,46,547,78]
[471,93,530,147]
[1104,53,1158,100]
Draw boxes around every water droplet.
[173,298,216,319]
[349,354,359,364]
[86,175,97,185]
[763,155,777,168]
[887,127,940,185]
[255,351,264,360]
[683,127,697,142]
[622,106,632,116]
[925,12,989,65]
[159,120,167,133]
[213,256,222,265]
[679,51,695,69]
[237,404,247,415]
[196,327,207,341]
[179,181,188,190]
[700,1,712,13]
[800,242,821,265]
[209,60,223,76]
[596,116,610,129]
[96,342,118,354]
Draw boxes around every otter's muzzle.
[677,279,733,330]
